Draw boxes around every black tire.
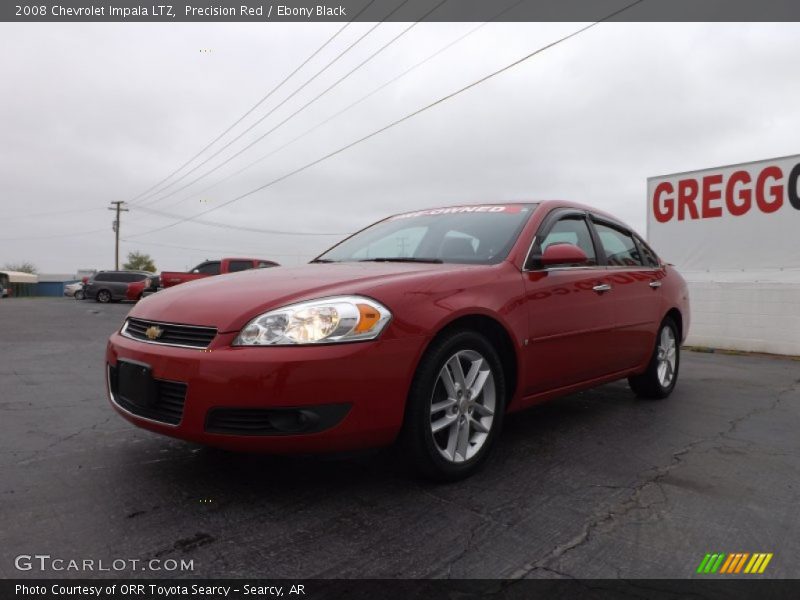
[74,290,84,300]
[400,329,506,481]
[628,317,680,399]
[96,289,112,303]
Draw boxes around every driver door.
[522,211,618,396]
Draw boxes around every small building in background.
[0,271,39,297]
[36,273,81,297]
[77,268,97,281]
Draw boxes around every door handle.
[592,283,612,293]
[649,281,662,289]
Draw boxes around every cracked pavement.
[1,298,798,578]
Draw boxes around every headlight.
[234,295,392,346]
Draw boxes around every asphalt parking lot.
[1,297,798,579]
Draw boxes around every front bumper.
[106,330,426,453]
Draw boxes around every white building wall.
[684,273,800,356]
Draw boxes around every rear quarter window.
[228,260,254,273]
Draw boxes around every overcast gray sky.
[1,21,798,273]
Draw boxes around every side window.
[637,237,660,268]
[257,261,277,268]
[194,262,221,275]
[594,222,643,267]
[539,216,597,265]
[228,260,254,273]
[94,273,110,282]
[130,273,148,282]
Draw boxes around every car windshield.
[316,204,536,265]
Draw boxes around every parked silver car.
[64,281,85,300]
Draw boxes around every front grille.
[108,364,187,425]
[123,317,216,349]
[206,405,351,436]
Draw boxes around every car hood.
[128,262,480,332]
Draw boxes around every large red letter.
[725,171,752,216]
[756,166,783,213]
[653,182,674,223]
[701,174,723,218]
[677,179,700,221]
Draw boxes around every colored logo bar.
[697,553,773,574]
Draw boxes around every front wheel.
[74,290,84,300]
[401,330,505,481]
[628,317,680,399]
[96,289,112,303]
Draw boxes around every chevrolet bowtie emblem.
[145,325,164,340]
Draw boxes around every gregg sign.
[647,154,800,271]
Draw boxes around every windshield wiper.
[310,258,337,263]
[358,257,443,264]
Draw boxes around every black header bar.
[4,0,800,23]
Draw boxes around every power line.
[161,0,527,212]
[131,205,348,236]
[1,228,108,242]
[136,0,409,207]
[120,238,314,260]
[126,0,645,240]
[137,0,448,210]
[0,207,104,221]
[127,2,375,206]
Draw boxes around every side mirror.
[541,243,589,267]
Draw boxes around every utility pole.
[108,201,129,270]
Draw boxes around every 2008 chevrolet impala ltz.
[106,201,690,480]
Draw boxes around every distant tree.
[123,251,156,272]
[4,261,38,274]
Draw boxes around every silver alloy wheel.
[656,325,677,387]
[98,290,111,303]
[429,349,496,464]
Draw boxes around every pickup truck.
[144,258,280,296]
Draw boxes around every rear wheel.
[74,290,84,300]
[628,317,680,399]
[401,330,505,481]
[96,289,112,303]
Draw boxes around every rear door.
[113,273,135,297]
[522,209,618,395]
[589,217,664,371]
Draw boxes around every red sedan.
[106,202,689,480]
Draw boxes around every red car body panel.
[106,201,690,453]
[125,279,147,302]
